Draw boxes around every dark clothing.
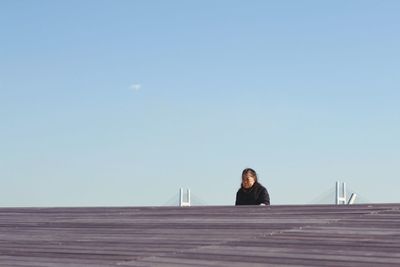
[235,182,270,205]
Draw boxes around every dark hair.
[242,168,258,183]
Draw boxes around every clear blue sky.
[1,1,399,207]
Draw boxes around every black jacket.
[235,182,270,205]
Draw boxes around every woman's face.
[242,174,256,189]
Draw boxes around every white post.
[179,188,191,207]
[343,182,347,204]
[187,189,191,206]
[179,188,183,207]
[336,181,340,205]
[336,181,347,205]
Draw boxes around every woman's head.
[241,168,258,189]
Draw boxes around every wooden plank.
[0,204,399,266]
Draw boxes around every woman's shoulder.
[236,187,244,194]
[255,182,267,191]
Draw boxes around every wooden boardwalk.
[0,204,399,266]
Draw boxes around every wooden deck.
[0,204,399,266]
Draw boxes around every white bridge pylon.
[179,188,191,207]
[336,181,357,205]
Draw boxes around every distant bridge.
[163,188,207,206]
[308,181,370,205]
[163,182,370,206]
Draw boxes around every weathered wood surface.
[0,204,399,266]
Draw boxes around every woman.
[235,168,270,205]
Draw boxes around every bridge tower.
[179,188,191,207]
[336,181,357,205]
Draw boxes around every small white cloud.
[130,83,141,91]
